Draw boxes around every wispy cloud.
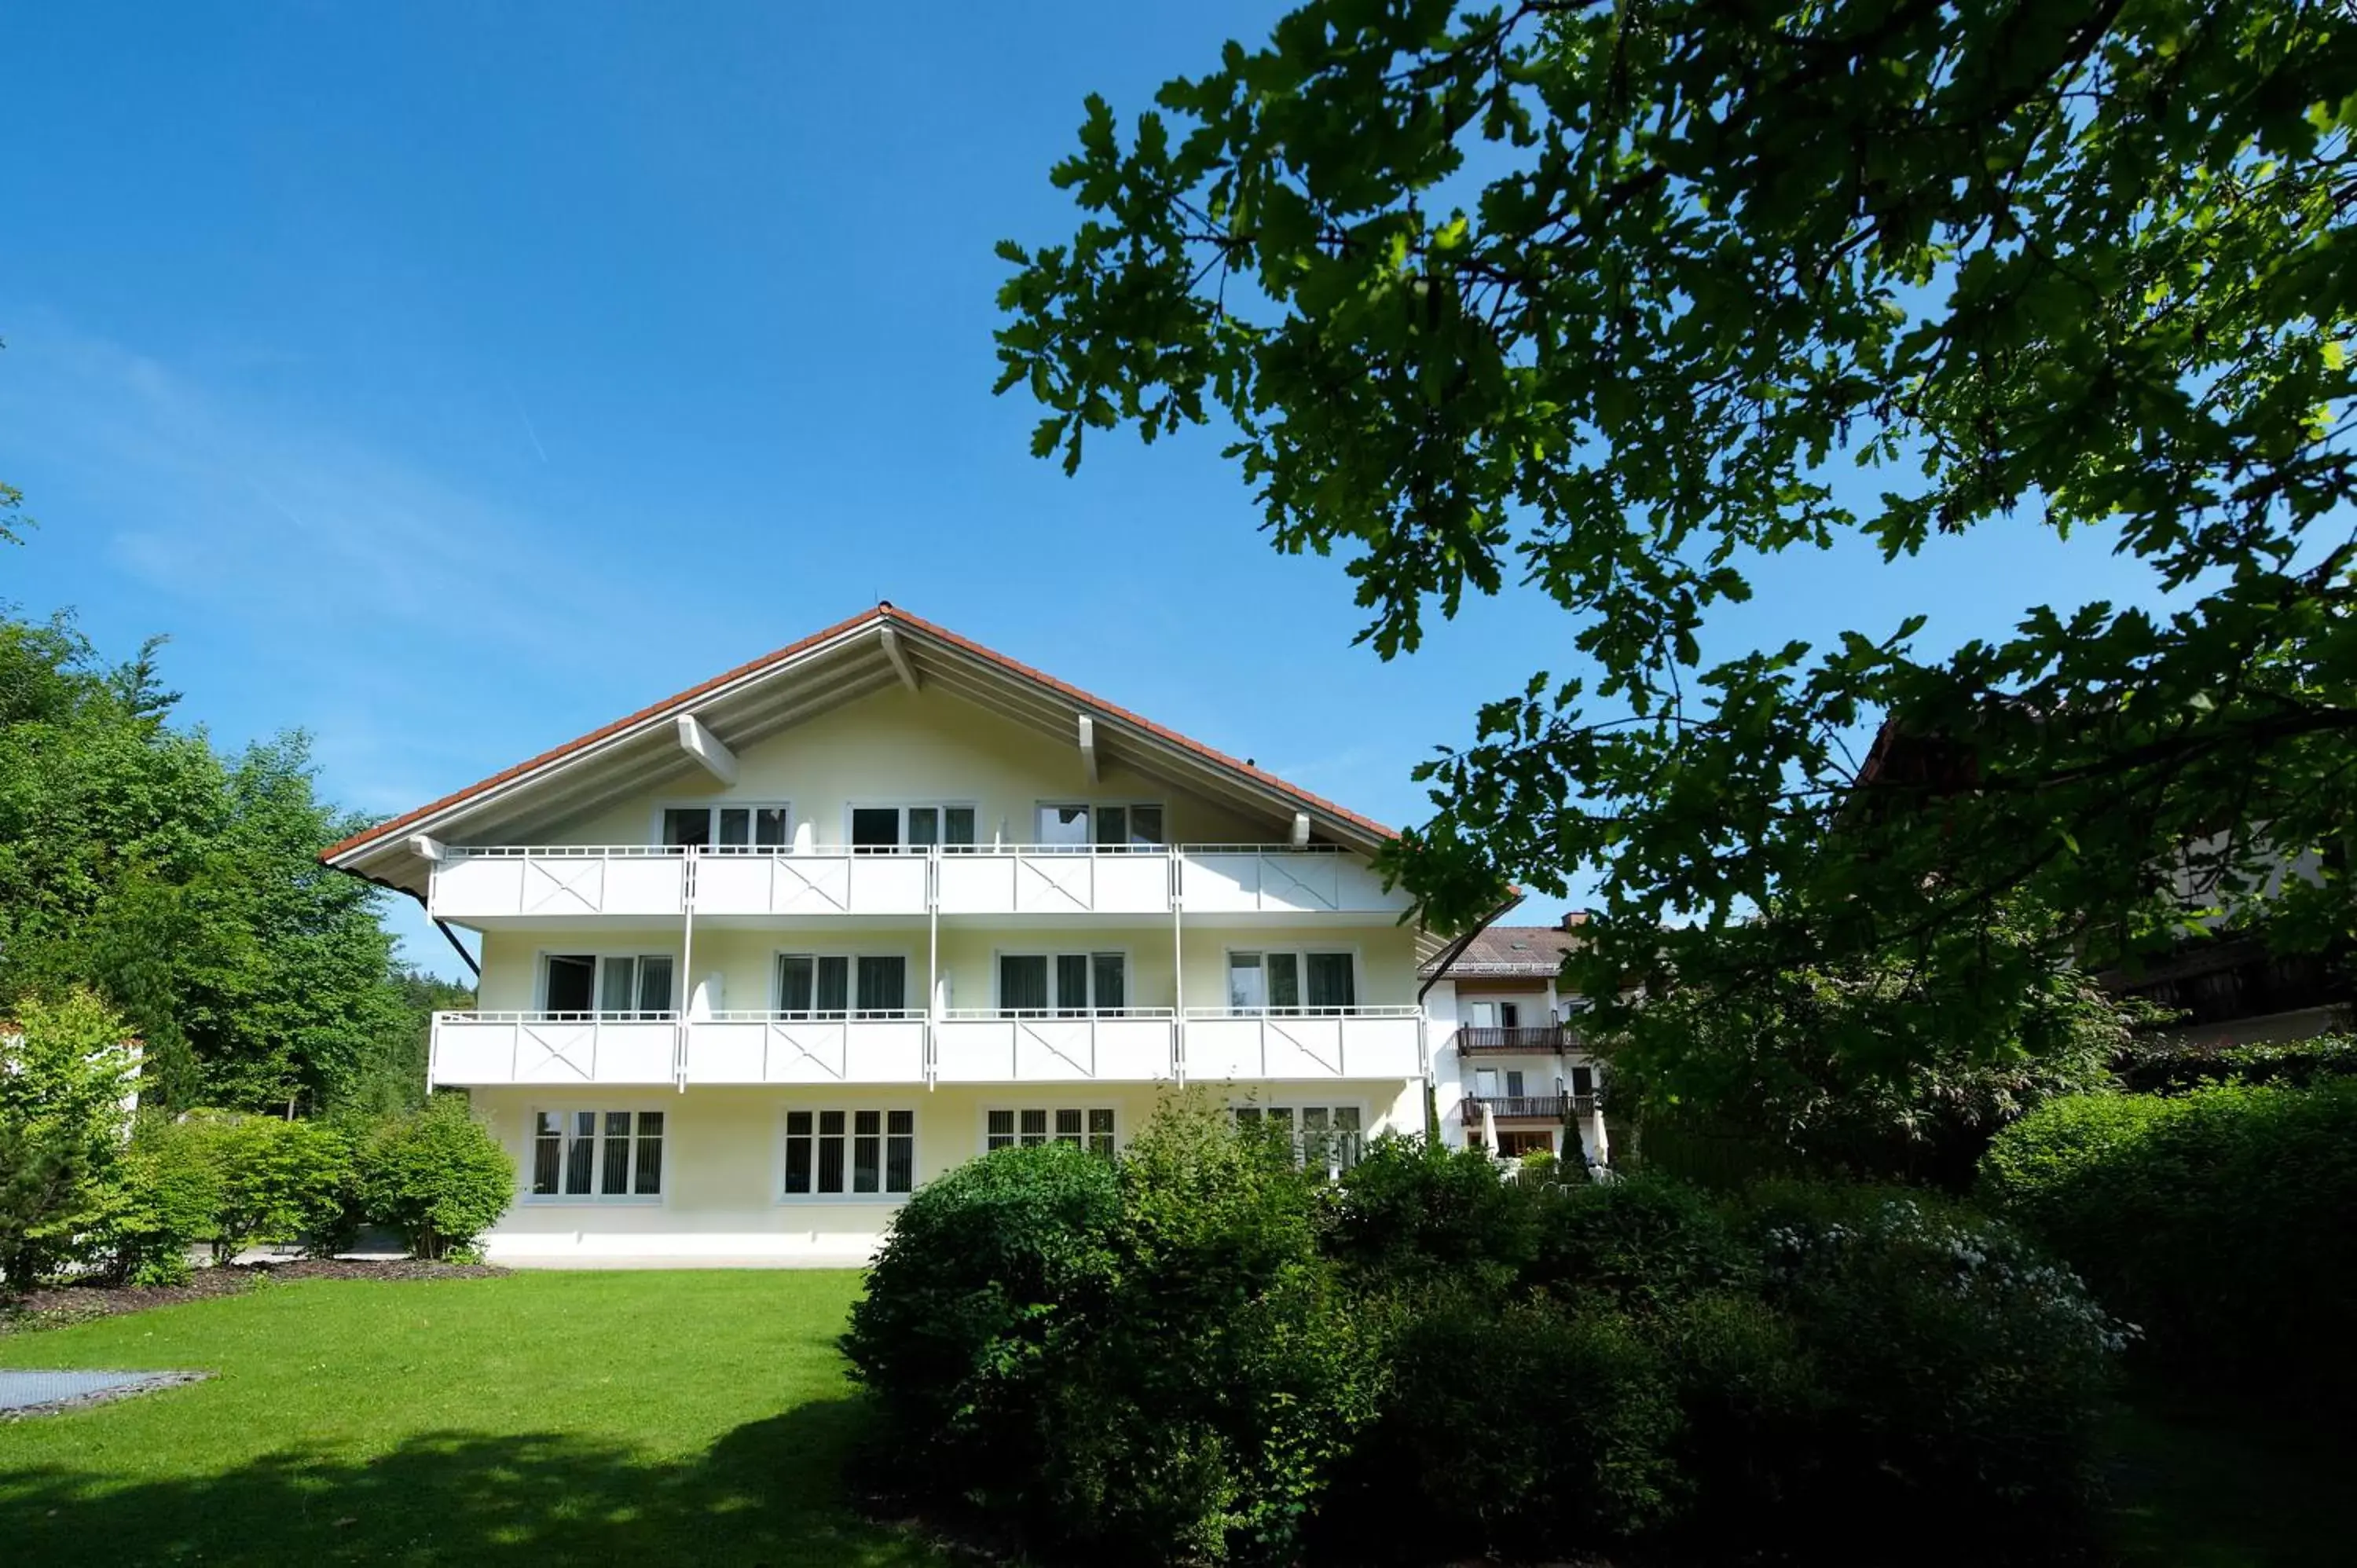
[0,317,599,661]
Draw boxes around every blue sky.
[1,4,2168,978]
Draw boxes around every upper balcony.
[424,842,1412,925]
[1453,1024,1580,1057]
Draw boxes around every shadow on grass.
[0,1396,940,1566]
[2105,1383,2357,1568]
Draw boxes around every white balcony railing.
[684,1012,926,1085]
[934,846,1175,917]
[426,844,1410,922]
[1181,1007,1424,1080]
[431,1012,681,1086]
[933,1009,1180,1083]
[430,846,687,919]
[430,1007,1424,1088]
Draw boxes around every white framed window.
[996,951,1127,1017]
[1233,1102,1365,1176]
[1225,949,1357,1013]
[775,952,912,1017]
[1035,801,1166,848]
[1568,1064,1599,1101]
[1466,1000,1523,1028]
[541,952,676,1017]
[985,1106,1117,1157]
[847,802,978,852]
[783,1108,916,1197]
[530,1108,665,1199]
[659,802,791,851]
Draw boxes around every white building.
[324,606,1594,1264]
[1421,919,1611,1167]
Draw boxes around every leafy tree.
[0,989,137,1288]
[995,0,2357,1073]
[0,335,25,548]
[0,605,417,1111]
[1607,903,2138,1185]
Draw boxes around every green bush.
[843,1141,1123,1506]
[2117,1032,2357,1094]
[1530,1172,1757,1315]
[1981,1079,2357,1403]
[1325,1134,1546,1285]
[165,1112,354,1262]
[0,990,137,1288]
[352,1094,513,1258]
[1732,1183,2122,1557]
[848,1097,1385,1565]
[852,1102,2124,1566]
[1066,1098,1383,1563]
[1327,1288,1683,1563]
[84,1115,225,1285]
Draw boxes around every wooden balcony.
[1455,1024,1576,1056]
[1461,1093,1599,1121]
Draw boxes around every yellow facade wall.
[530,683,1281,850]
[477,921,1418,1015]
[466,1079,1424,1265]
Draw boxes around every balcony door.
[543,954,673,1017]
[852,804,977,852]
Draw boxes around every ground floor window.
[531,1109,665,1198]
[784,1108,915,1196]
[986,1106,1116,1156]
[1234,1103,1365,1175]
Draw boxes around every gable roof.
[321,604,1398,895]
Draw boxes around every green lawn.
[2105,1381,2355,1568]
[0,1270,947,1567]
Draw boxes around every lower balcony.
[431,1013,682,1086]
[430,1007,1424,1088]
[933,1010,1178,1083]
[1182,1007,1423,1080]
[685,1013,927,1084]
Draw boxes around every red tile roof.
[322,604,1397,863]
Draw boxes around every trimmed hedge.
[1981,1079,2357,1405]
[2117,1032,2357,1094]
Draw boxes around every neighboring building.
[324,605,1481,1265]
[1854,719,2352,1047]
[1420,917,1609,1166]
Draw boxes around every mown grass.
[0,1269,945,1566]
[2105,1380,2355,1568]
[4,1269,2343,1566]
